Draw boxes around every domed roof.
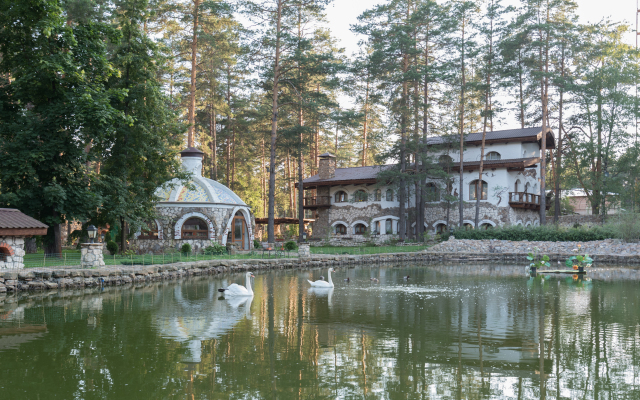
[155,149,247,206]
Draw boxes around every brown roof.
[302,165,393,186]
[0,209,48,229]
[427,127,555,149]
[301,158,539,187]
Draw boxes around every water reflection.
[0,266,639,399]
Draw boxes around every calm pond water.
[1,265,640,399]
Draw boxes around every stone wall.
[81,243,105,268]
[133,205,254,254]
[431,237,640,256]
[0,236,25,269]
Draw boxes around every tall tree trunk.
[187,0,200,148]
[553,39,566,223]
[518,49,525,129]
[231,125,236,190]
[120,216,127,255]
[475,1,494,229]
[362,78,370,167]
[287,150,293,217]
[267,0,284,243]
[539,3,549,225]
[458,14,467,229]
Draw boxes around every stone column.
[81,243,105,268]
[298,243,310,258]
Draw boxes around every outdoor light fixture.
[87,225,98,244]
[303,232,307,241]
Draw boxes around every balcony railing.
[303,196,331,208]
[509,192,551,211]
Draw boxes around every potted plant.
[527,247,550,274]
[565,245,593,273]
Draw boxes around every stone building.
[133,148,254,253]
[301,127,554,241]
[0,208,48,269]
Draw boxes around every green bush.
[440,225,616,242]
[181,243,192,255]
[106,240,119,255]
[204,242,226,255]
[284,240,298,251]
[605,214,640,242]
[254,239,261,249]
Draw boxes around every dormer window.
[485,151,501,160]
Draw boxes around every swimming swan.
[308,268,335,288]
[218,271,255,296]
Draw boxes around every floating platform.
[534,270,587,274]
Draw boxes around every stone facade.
[134,206,255,254]
[545,215,602,228]
[81,243,105,268]
[0,236,25,269]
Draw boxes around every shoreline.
[0,249,639,294]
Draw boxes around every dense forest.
[1,0,639,250]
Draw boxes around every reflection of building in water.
[154,283,252,363]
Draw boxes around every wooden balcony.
[303,196,331,209]
[508,192,551,211]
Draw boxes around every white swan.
[218,271,254,296]
[308,268,335,288]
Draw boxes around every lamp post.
[87,225,98,244]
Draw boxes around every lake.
[1,264,639,399]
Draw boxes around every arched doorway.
[228,211,249,250]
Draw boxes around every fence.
[21,249,299,269]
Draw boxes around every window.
[385,189,394,201]
[524,182,530,193]
[139,220,159,240]
[425,183,438,202]
[354,190,368,202]
[469,180,488,200]
[463,223,474,230]
[182,218,208,239]
[335,191,347,203]
[373,221,380,234]
[0,247,9,262]
[354,224,367,235]
[485,151,501,160]
[439,155,453,165]
[374,189,382,201]
[515,179,521,193]
[480,223,493,230]
[385,219,393,234]
[436,223,447,234]
[335,224,347,234]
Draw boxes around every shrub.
[204,242,226,255]
[106,240,119,255]
[441,225,616,242]
[605,214,640,242]
[254,239,261,249]
[181,243,192,254]
[284,240,298,251]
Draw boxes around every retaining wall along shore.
[0,245,639,293]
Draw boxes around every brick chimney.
[318,152,336,180]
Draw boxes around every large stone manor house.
[301,127,554,241]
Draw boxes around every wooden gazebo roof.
[0,209,48,236]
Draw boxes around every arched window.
[515,179,521,192]
[354,190,368,202]
[439,155,453,165]
[385,219,393,234]
[469,180,488,200]
[485,151,501,160]
[436,223,447,234]
[335,224,347,235]
[524,182,530,193]
[425,183,438,202]
[480,223,493,230]
[463,223,474,230]
[374,189,382,201]
[385,189,394,201]
[0,246,10,262]
[181,218,208,239]
[139,220,159,240]
[354,223,367,235]
[334,191,347,203]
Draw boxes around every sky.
[324,0,637,58]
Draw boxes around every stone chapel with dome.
[133,147,254,253]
